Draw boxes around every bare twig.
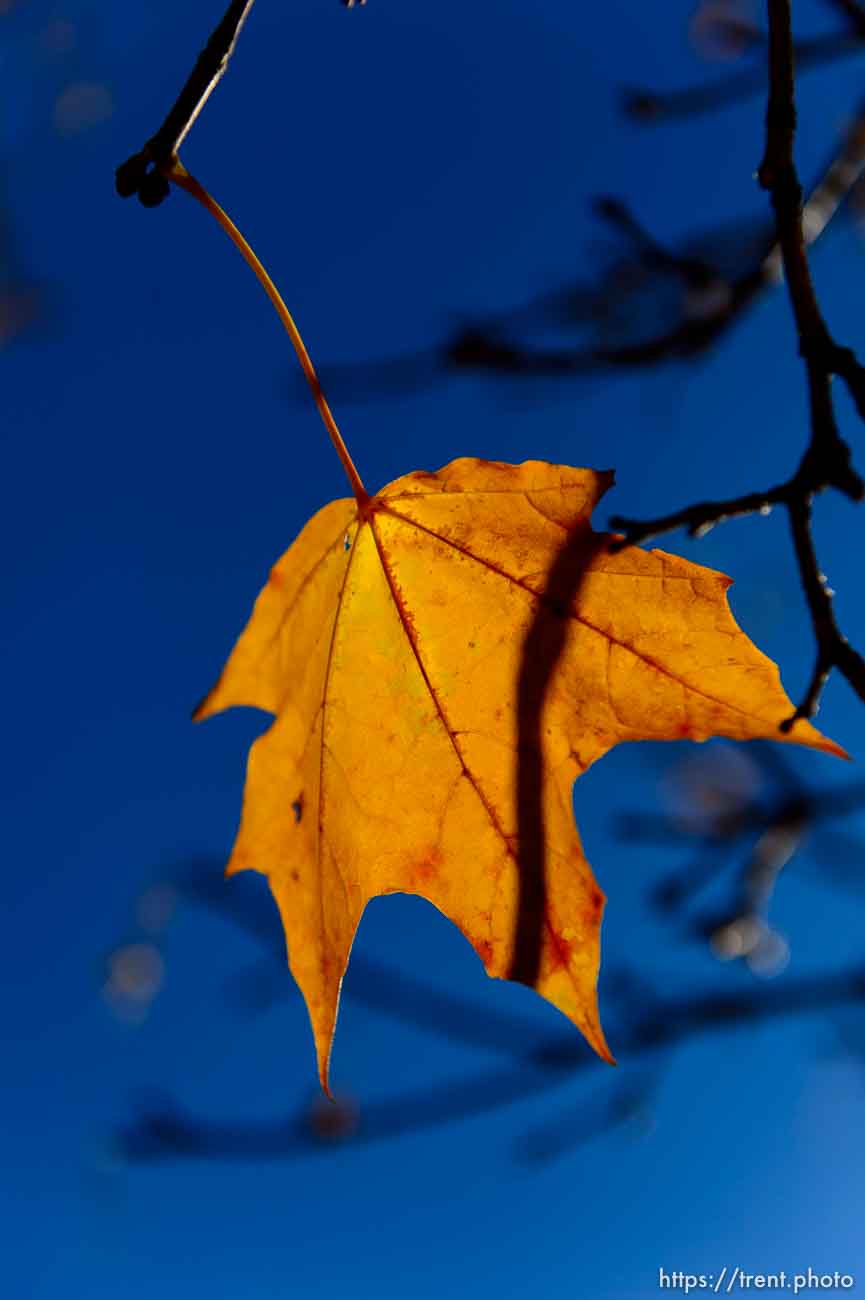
[115,0,256,207]
[611,0,865,729]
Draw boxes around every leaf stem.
[165,157,370,509]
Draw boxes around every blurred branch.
[311,104,865,411]
[0,170,44,345]
[117,961,865,1162]
[115,0,256,207]
[624,30,864,124]
[617,744,865,976]
[514,1071,659,1165]
[620,775,865,848]
[626,0,865,125]
[610,0,865,730]
[108,847,865,1164]
[450,103,865,375]
[181,863,552,1062]
[824,0,865,36]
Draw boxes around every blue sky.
[5,2,865,1297]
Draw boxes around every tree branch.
[610,0,865,729]
[115,0,257,207]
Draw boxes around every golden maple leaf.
[147,160,841,1091]
[195,456,841,1089]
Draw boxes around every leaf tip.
[315,1016,339,1099]
[807,733,850,761]
[319,1065,335,1101]
[584,1001,617,1067]
[190,692,210,723]
[191,684,223,723]
[224,855,249,878]
[782,717,850,761]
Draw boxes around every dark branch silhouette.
[115,0,256,207]
[611,0,865,730]
[115,0,365,207]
